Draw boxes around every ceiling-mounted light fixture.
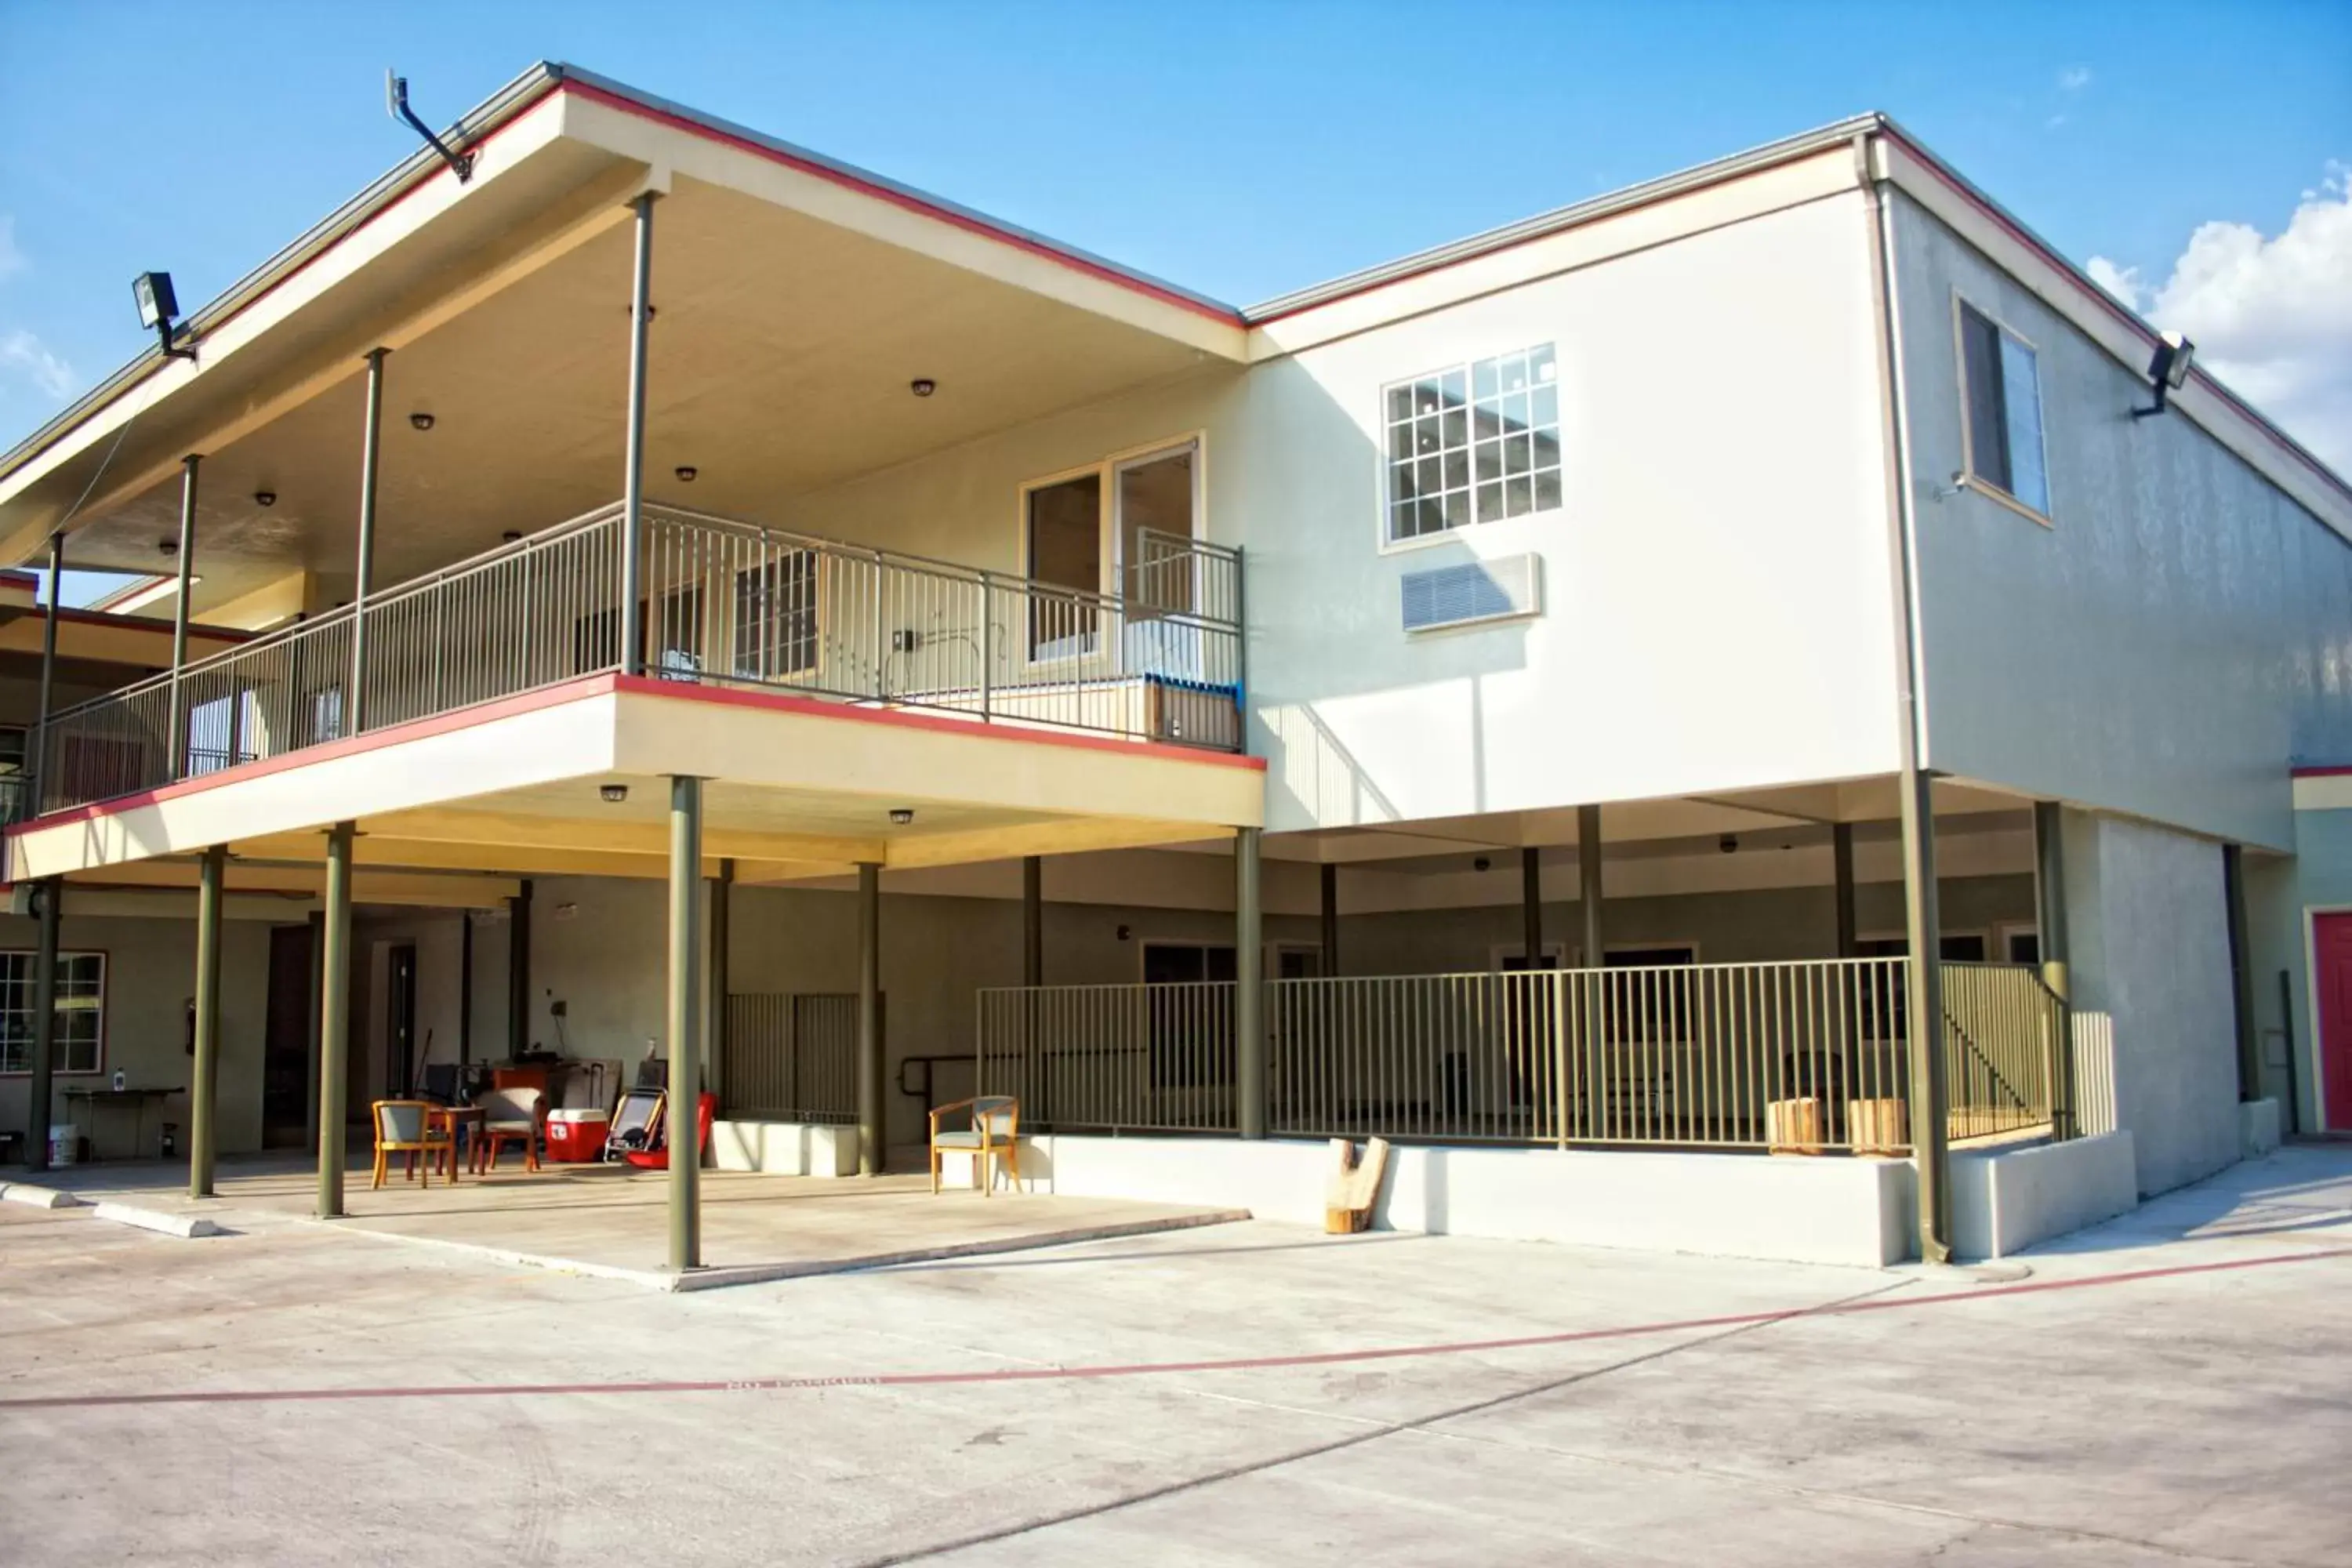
[674,466,698,483]
[889,808,915,825]
[909,378,936,397]
[409,412,435,431]
[502,530,522,543]
[253,489,277,508]
[158,538,180,556]
[2132,331,2196,419]
[600,784,629,804]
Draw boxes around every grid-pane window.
[1384,344,1561,542]
[1958,301,2050,515]
[0,951,104,1074]
[734,553,818,679]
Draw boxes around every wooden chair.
[477,1087,545,1173]
[371,1099,454,1189]
[928,1095,1020,1195]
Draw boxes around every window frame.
[1377,342,1564,554]
[0,947,109,1076]
[1951,292,2055,527]
[1014,433,1207,667]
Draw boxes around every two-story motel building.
[4,64,2348,1272]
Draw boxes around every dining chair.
[477,1087,546,1173]
[371,1099,453,1189]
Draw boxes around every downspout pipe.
[1858,132,1952,1265]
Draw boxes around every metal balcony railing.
[977,957,2063,1152]
[29,502,1246,818]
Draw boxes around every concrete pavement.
[2,1144,2347,1565]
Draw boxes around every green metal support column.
[855,862,883,1174]
[26,880,60,1172]
[2223,843,2260,1103]
[1900,769,1951,1263]
[1235,827,1265,1138]
[1832,822,1858,958]
[1521,847,1544,965]
[1578,804,1604,1140]
[304,909,324,1156]
[619,192,656,676]
[710,858,732,1107]
[348,349,387,731]
[2033,801,2076,1139]
[189,844,226,1197]
[507,879,532,1057]
[667,776,703,1272]
[316,822,355,1218]
[1022,855,1043,988]
[165,454,201,776]
[1319,861,1340,978]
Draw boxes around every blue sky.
[2,0,2348,589]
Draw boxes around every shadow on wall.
[1239,354,1534,831]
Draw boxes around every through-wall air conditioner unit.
[1400,553,1542,634]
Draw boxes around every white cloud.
[2089,167,2352,477]
[0,328,75,400]
[0,215,23,283]
[2059,66,2092,93]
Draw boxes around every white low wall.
[711,1120,859,1178]
[2238,1098,2281,1157]
[949,1134,1918,1267]
[1948,1131,2139,1260]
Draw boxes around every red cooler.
[545,1108,609,1163]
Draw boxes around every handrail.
[30,497,1247,816]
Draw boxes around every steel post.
[317,822,355,1218]
[1235,827,1265,1138]
[1832,822,1858,958]
[856,862,883,1174]
[1022,855,1044,988]
[1521,847,1544,965]
[1319,861,1340,978]
[349,349,387,731]
[667,776,702,1272]
[31,532,63,817]
[1900,768,1951,1263]
[2033,801,2075,1138]
[166,454,200,776]
[2223,843,2260,1103]
[26,880,60,1172]
[619,193,656,676]
[1579,804,1604,1139]
[189,844,225,1196]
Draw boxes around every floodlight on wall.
[132,271,198,363]
[2132,332,2196,419]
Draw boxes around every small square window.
[1958,299,2050,517]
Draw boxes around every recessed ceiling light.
[502,530,521,543]
[409,412,435,431]
[889,808,915,825]
[158,538,179,555]
[253,490,277,508]
[600,784,629,804]
[909,378,936,397]
[674,466,697,482]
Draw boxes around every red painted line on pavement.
[1,1247,2335,1416]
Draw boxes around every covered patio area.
[18,1152,1246,1291]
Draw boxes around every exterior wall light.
[600,784,629,804]
[909,378,936,397]
[2133,332,2196,419]
[889,808,915,825]
[409,412,436,431]
[132,270,197,362]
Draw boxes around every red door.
[2317,913,2352,1131]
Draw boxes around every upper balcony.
[30,500,1244,820]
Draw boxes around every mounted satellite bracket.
[386,71,476,183]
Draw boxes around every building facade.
[2,67,2344,1268]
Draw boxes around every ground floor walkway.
[2,1153,1242,1289]
[3,1144,2347,1564]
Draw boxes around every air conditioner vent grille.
[1401,553,1541,633]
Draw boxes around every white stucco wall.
[1893,193,2352,853]
[2060,811,2241,1195]
[780,187,1901,834]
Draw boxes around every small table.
[61,1087,183,1162]
[427,1105,485,1181]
